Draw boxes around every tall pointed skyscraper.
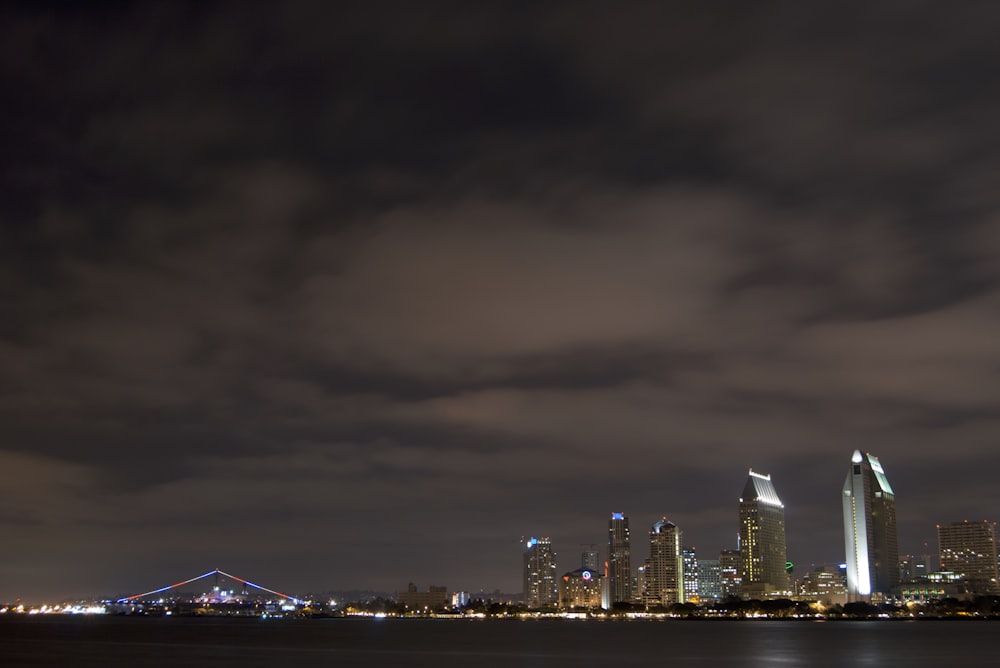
[607,512,632,605]
[842,450,898,598]
[738,469,788,597]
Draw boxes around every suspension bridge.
[116,568,303,604]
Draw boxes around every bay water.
[2,616,996,667]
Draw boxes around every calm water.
[1,616,997,667]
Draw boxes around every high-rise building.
[636,562,649,604]
[739,469,789,597]
[937,520,1000,594]
[719,549,743,598]
[682,547,699,602]
[608,513,632,605]
[698,559,722,601]
[523,537,558,608]
[719,549,743,599]
[842,450,899,598]
[643,518,683,607]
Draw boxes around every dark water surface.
[1,616,997,667]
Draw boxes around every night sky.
[3,1,1000,603]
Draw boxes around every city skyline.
[3,460,998,606]
[3,1,1000,603]
[2,443,996,603]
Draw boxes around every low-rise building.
[397,583,449,611]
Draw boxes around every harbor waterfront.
[2,616,998,668]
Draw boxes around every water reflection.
[1,617,994,668]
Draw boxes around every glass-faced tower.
[842,450,898,598]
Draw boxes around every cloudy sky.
[3,1,1000,602]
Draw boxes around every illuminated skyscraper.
[608,512,632,605]
[523,537,558,608]
[739,469,788,597]
[937,520,1000,594]
[642,518,683,607]
[843,450,899,598]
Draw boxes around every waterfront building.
[682,547,699,602]
[608,513,632,605]
[739,470,789,597]
[896,582,960,603]
[559,566,605,609]
[937,520,1000,594]
[843,450,899,599]
[698,559,721,601]
[799,564,847,605]
[897,569,966,602]
[643,518,683,607]
[397,583,449,610]
[523,537,558,608]
[719,549,743,599]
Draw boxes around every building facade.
[523,537,558,608]
[698,559,722,602]
[719,549,743,599]
[842,450,899,599]
[643,518,683,607]
[682,547,699,602]
[899,553,931,582]
[636,563,648,604]
[608,513,632,605]
[937,520,1000,594]
[798,564,847,605]
[559,567,605,609]
[739,470,789,597]
[397,583,449,610]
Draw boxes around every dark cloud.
[2,1,1000,601]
